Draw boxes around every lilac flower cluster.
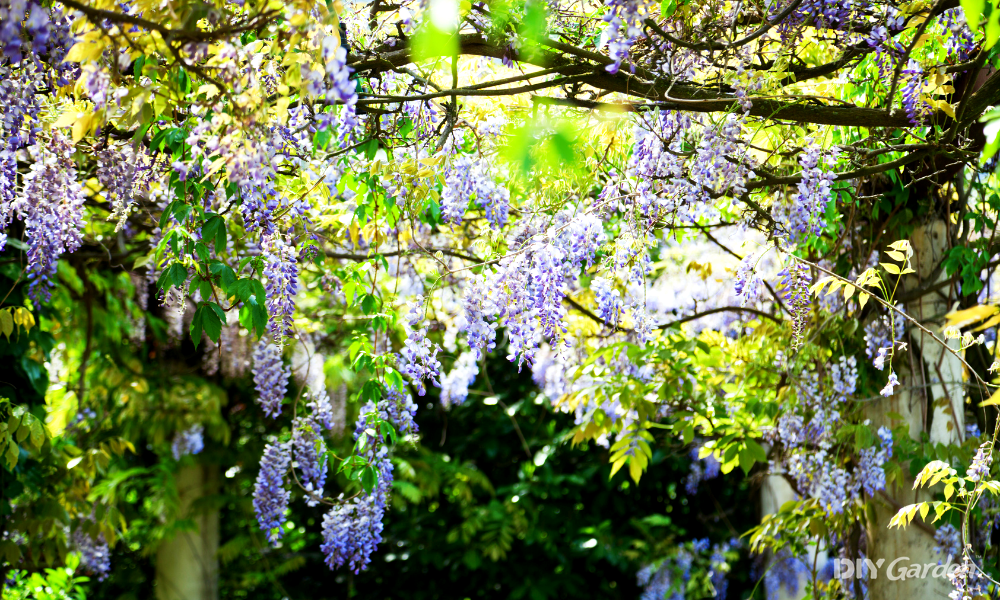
[253,339,290,418]
[399,298,442,395]
[253,440,292,544]
[777,263,811,350]
[440,351,479,408]
[263,235,299,342]
[71,526,111,581]
[292,416,328,506]
[13,133,86,301]
[775,142,839,244]
[171,424,205,460]
[440,155,510,229]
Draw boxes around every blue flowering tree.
[5,0,1000,598]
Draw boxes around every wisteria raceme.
[901,59,930,125]
[384,385,419,434]
[171,424,205,460]
[398,298,442,395]
[949,550,988,600]
[81,63,110,108]
[263,234,299,342]
[253,440,292,544]
[941,8,975,62]
[733,252,763,307]
[555,212,607,270]
[880,371,899,397]
[440,155,510,229]
[292,416,327,506]
[0,0,28,63]
[766,550,806,600]
[307,389,337,431]
[967,442,993,482]
[13,132,86,302]
[530,243,569,341]
[71,526,111,581]
[684,444,721,495]
[775,142,839,244]
[592,277,623,325]
[97,144,139,232]
[856,427,892,496]
[0,150,13,250]
[458,274,498,359]
[777,263,811,350]
[322,407,395,573]
[440,351,479,408]
[637,547,694,600]
[253,339,290,418]
[935,523,962,561]
[598,0,651,74]
[0,64,41,150]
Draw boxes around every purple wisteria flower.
[263,234,299,342]
[72,525,111,581]
[171,424,204,460]
[398,298,442,395]
[14,133,86,302]
[253,440,292,544]
[901,59,929,125]
[440,351,479,408]
[253,339,290,418]
[967,442,993,483]
[440,155,511,229]
[292,416,328,506]
[321,403,395,573]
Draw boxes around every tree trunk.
[866,220,963,600]
[155,464,219,600]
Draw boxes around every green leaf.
[202,215,227,253]
[745,439,768,462]
[361,465,378,494]
[5,439,18,469]
[961,0,986,30]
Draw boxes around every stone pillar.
[155,465,219,600]
[867,221,963,600]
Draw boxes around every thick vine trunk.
[155,465,219,600]
[866,220,963,600]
